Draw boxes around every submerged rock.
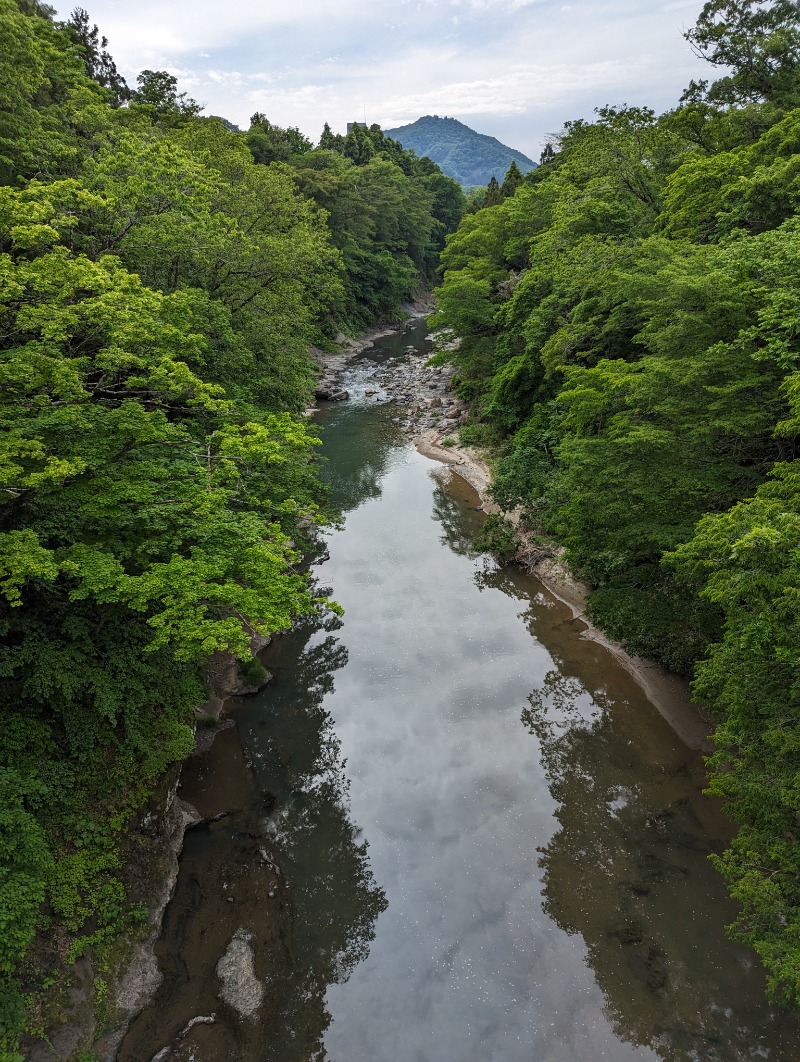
[216,928,264,1019]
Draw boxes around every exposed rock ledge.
[202,631,273,718]
[93,794,202,1062]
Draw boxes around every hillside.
[385,115,536,187]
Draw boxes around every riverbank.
[416,432,712,753]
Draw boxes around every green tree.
[318,121,343,151]
[501,159,523,198]
[65,7,129,104]
[661,108,800,240]
[132,69,201,121]
[484,174,503,206]
[669,458,800,1004]
[342,123,375,165]
[247,115,313,165]
[684,0,800,106]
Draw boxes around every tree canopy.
[245,116,465,329]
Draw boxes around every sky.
[53,0,715,160]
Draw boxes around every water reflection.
[431,480,485,558]
[119,612,386,1062]
[417,460,799,1059]
[316,404,404,516]
[237,615,388,1061]
[523,669,796,1060]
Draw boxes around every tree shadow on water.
[523,670,799,1061]
[431,483,486,558]
[241,613,389,1061]
[318,404,405,516]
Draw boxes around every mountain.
[384,115,536,188]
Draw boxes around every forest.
[3,0,800,1053]
[430,0,800,1010]
[0,2,462,1054]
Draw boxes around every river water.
[120,321,799,1062]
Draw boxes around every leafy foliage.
[431,0,800,1005]
[0,2,452,1053]
[250,120,465,330]
[684,0,800,106]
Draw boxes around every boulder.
[216,928,264,1020]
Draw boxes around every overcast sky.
[55,0,714,159]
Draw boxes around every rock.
[314,384,349,401]
[216,928,264,1020]
[94,794,201,1061]
[229,666,273,698]
[645,945,669,992]
[201,629,274,718]
[180,1015,216,1036]
[250,633,271,653]
[614,919,644,945]
[148,1015,216,1061]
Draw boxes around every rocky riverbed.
[313,324,468,441]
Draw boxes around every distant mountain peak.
[384,115,536,188]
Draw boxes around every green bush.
[240,657,268,686]
[458,421,496,447]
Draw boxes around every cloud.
[377,58,647,124]
[452,0,544,8]
[54,0,711,155]
[206,69,246,86]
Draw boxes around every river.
[120,320,799,1062]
